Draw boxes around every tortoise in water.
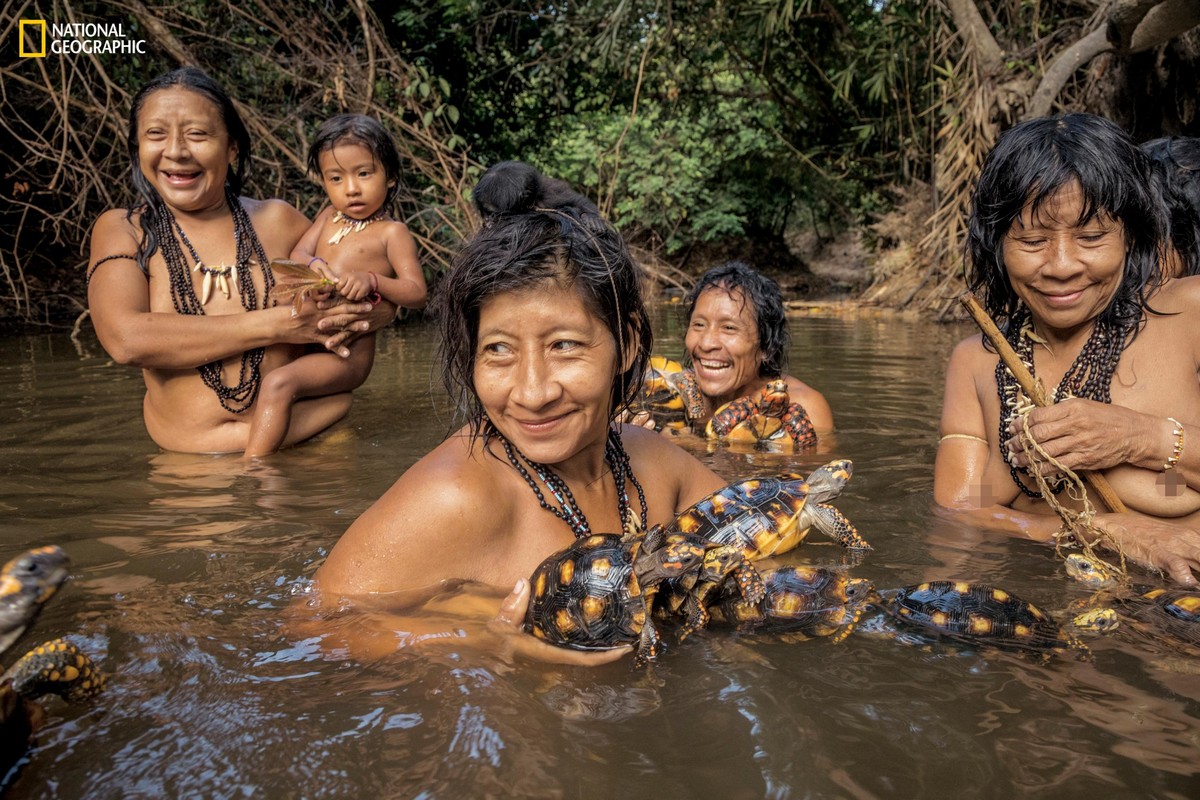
[628,356,705,431]
[873,581,1090,656]
[705,379,817,450]
[666,459,869,555]
[524,525,766,666]
[1064,553,1200,647]
[711,566,874,643]
[2,546,106,775]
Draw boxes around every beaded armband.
[1164,417,1185,471]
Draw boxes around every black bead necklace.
[155,189,275,413]
[996,309,1131,498]
[498,427,648,539]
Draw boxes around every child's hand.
[337,271,374,302]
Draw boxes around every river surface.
[1,309,1198,799]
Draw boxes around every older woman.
[314,162,727,663]
[87,67,393,454]
[934,112,1200,585]
[684,261,833,436]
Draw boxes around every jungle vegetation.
[2,0,1198,326]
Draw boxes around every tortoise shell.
[666,459,867,556]
[1122,587,1200,646]
[525,533,648,654]
[881,581,1081,652]
[706,380,817,450]
[629,357,705,431]
[712,566,874,641]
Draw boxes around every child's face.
[1001,180,1126,336]
[318,142,394,219]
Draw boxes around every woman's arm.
[87,208,317,368]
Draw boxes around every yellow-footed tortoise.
[874,581,1090,657]
[666,459,869,556]
[705,379,817,450]
[525,525,766,666]
[711,566,874,643]
[1064,553,1200,647]
[628,356,705,431]
[2,547,106,775]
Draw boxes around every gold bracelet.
[1164,417,1185,471]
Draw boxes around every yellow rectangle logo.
[19,20,47,57]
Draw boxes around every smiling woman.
[684,261,834,436]
[934,112,1200,585]
[86,68,396,454]
[313,161,728,664]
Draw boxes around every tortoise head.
[758,380,790,416]
[0,546,71,659]
[803,459,854,502]
[1063,552,1122,588]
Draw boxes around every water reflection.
[2,316,1198,797]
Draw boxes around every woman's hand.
[613,408,657,431]
[1093,512,1200,586]
[487,579,632,666]
[315,296,397,357]
[1005,398,1153,474]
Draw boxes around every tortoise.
[710,566,874,643]
[524,525,766,666]
[1064,553,1200,647]
[705,379,817,450]
[873,581,1090,656]
[2,546,106,776]
[628,356,705,431]
[666,459,870,555]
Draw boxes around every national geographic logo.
[18,20,147,57]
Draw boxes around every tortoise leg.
[810,503,871,550]
[4,638,107,703]
[782,404,818,449]
[676,593,712,643]
[829,603,867,644]
[732,561,766,605]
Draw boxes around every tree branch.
[944,0,1005,73]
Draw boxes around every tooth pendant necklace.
[172,218,237,305]
[328,210,382,245]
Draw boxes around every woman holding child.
[935,112,1200,586]
[314,161,729,663]
[87,68,402,455]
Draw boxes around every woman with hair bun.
[315,161,726,663]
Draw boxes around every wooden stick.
[961,294,1128,514]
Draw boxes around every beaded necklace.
[327,210,385,245]
[496,427,648,539]
[996,309,1131,498]
[155,189,275,413]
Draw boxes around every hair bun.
[473,161,599,220]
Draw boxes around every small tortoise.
[666,459,869,556]
[874,581,1090,656]
[711,566,874,643]
[705,379,817,450]
[525,525,766,666]
[1064,554,1200,647]
[1,547,106,776]
[629,357,705,431]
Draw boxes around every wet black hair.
[307,114,403,212]
[435,161,650,433]
[126,67,252,273]
[1141,136,1200,277]
[685,261,788,378]
[966,112,1166,333]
